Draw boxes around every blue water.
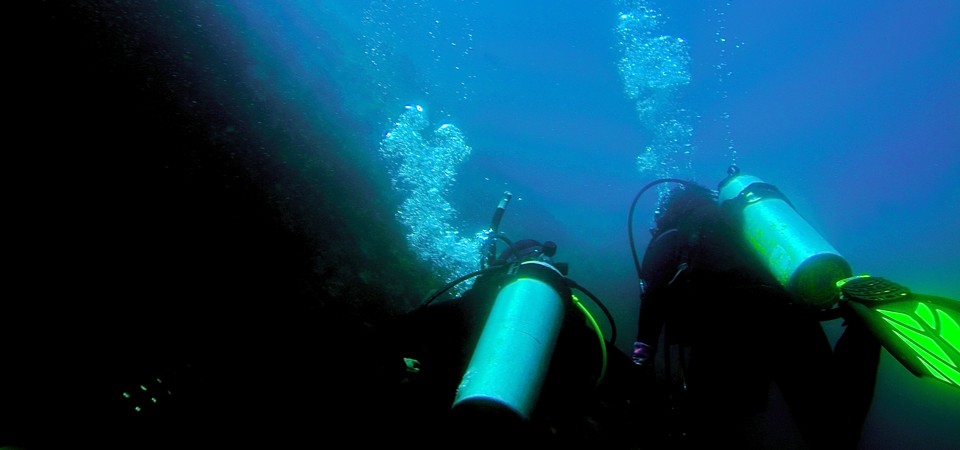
[20,0,959,447]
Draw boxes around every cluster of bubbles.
[372,1,702,291]
[615,1,695,184]
[380,105,483,294]
[363,1,483,294]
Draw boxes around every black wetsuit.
[634,186,880,449]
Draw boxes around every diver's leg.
[769,311,843,449]
[832,320,881,449]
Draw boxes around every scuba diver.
[373,191,646,449]
[627,166,878,449]
[627,165,960,449]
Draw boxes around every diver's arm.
[633,229,684,365]
[634,286,668,364]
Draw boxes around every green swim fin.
[839,276,960,389]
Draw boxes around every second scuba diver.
[629,166,882,449]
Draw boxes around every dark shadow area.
[6,3,441,447]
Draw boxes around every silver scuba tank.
[717,165,852,310]
[452,261,568,421]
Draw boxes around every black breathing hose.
[628,178,699,279]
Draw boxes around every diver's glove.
[632,341,656,366]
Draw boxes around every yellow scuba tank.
[717,165,852,310]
